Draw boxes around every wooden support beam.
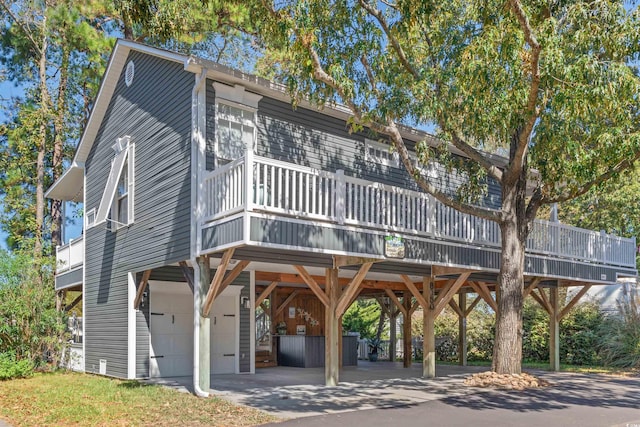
[465,295,482,317]
[400,274,429,309]
[384,289,407,317]
[423,275,436,377]
[293,265,330,307]
[559,285,593,320]
[133,270,152,309]
[434,273,471,316]
[325,268,340,385]
[259,302,269,313]
[458,292,467,366]
[216,260,251,299]
[256,281,279,308]
[448,298,464,318]
[536,286,553,315]
[529,289,551,315]
[275,290,299,316]
[524,277,542,297]
[550,286,560,371]
[256,271,454,291]
[375,296,392,317]
[202,249,235,316]
[403,291,412,368]
[469,281,498,312]
[64,294,83,313]
[178,261,195,294]
[410,301,420,315]
[433,279,455,311]
[432,266,477,277]
[333,255,383,268]
[336,263,372,317]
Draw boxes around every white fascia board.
[44,163,85,202]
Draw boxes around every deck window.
[216,102,256,163]
[365,139,399,168]
[94,136,134,229]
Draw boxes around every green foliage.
[561,302,603,365]
[559,165,640,271]
[522,300,549,362]
[0,250,66,367]
[342,299,381,340]
[0,352,35,380]
[598,287,640,368]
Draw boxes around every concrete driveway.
[148,362,640,425]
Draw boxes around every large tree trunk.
[492,148,531,374]
[34,16,49,258]
[492,217,526,374]
[51,43,70,249]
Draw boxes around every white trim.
[127,272,137,379]
[365,138,399,168]
[214,101,257,162]
[213,82,262,108]
[81,171,87,373]
[249,270,256,374]
[199,242,245,257]
[196,70,207,255]
[85,208,96,229]
[95,137,131,227]
[191,71,206,259]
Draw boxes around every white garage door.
[149,281,193,378]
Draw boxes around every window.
[216,102,256,162]
[212,82,262,166]
[365,138,399,168]
[94,136,134,229]
[86,208,96,229]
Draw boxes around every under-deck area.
[148,362,487,417]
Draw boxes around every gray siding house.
[47,40,637,393]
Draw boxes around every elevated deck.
[198,153,636,283]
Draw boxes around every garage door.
[149,282,193,378]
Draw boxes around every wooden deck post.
[389,310,397,362]
[423,275,436,378]
[458,292,467,366]
[550,285,560,371]
[325,268,340,386]
[403,291,412,368]
[197,256,211,391]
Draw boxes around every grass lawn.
[0,371,278,427]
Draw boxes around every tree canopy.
[225,0,640,373]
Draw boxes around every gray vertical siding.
[255,96,501,209]
[84,50,193,379]
[235,272,251,373]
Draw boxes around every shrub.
[598,289,640,368]
[0,250,67,367]
[0,352,34,380]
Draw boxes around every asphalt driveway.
[259,371,640,427]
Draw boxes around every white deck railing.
[56,237,84,273]
[201,153,637,268]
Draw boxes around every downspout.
[192,260,208,397]
[191,64,209,398]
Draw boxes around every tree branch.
[506,0,542,184]
[542,150,640,205]
[357,0,420,79]
[268,1,503,223]
[0,1,43,56]
[445,131,504,183]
